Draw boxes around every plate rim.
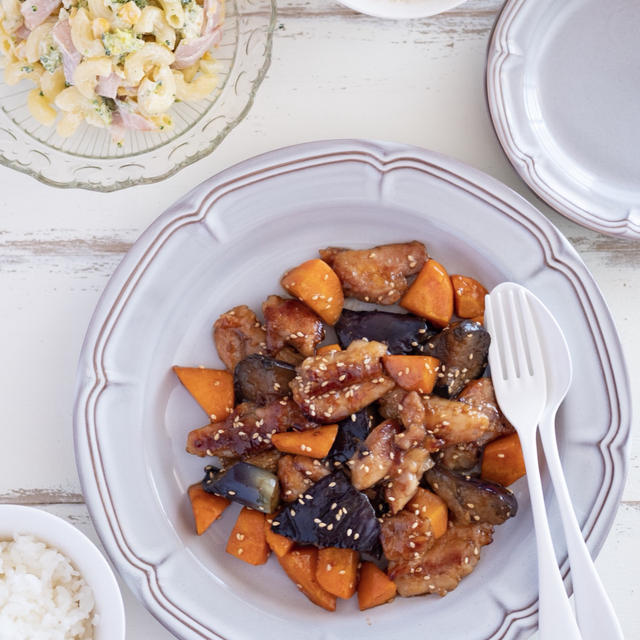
[73,138,632,640]
[485,0,640,240]
[332,0,465,20]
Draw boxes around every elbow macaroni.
[0,0,225,139]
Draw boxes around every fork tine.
[494,289,519,381]
[519,289,547,377]
[485,294,505,381]
[509,288,531,378]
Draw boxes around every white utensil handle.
[540,414,624,640]
[520,430,582,640]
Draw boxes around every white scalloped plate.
[487,0,640,239]
[74,140,630,640]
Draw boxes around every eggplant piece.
[272,472,381,552]
[326,406,378,464]
[424,464,517,525]
[202,462,280,513]
[418,320,490,397]
[233,354,296,404]
[335,309,435,355]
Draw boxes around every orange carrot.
[407,488,448,539]
[173,366,234,422]
[188,484,230,535]
[481,433,526,486]
[400,259,454,328]
[271,424,339,459]
[278,547,337,611]
[316,343,341,356]
[316,548,359,599]
[357,562,396,611]
[265,515,295,558]
[226,507,269,565]
[450,275,488,318]
[281,259,344,325]
[382,355,440,394]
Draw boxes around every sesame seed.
[326,563,333,571]
[237,548,244,555]
[353,533,360,540]
[347,528,353,537]
[290,509,296,517]
[236,533,245,540]
[228,490,236,496]
[327,523,334,531]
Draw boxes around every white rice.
[0,534,95,640]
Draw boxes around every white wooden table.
[1,1,637,637]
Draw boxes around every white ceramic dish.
[335,0,465,20]
[73,139,630,640]
[487,0,640,239]
[0,504,125,640]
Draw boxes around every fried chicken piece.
[244,449,282,473]
[397,391,444,452]
[262,295,325,358]
[422,395,490,445]
[381,503,435,563]
[385,447,434,513]
[319,242,427,305]
[186,399,315,459]
[388,522,494,597]
[290,339,395,423]
[458,378,514,446]
[277,454,331,502]
[213,305,267,371]
[349,419,401,490]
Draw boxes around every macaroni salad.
[0,0,224,141]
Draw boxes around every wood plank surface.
[0,0,637,636]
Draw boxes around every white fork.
[485,282,581,640]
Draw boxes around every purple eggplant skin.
[417,320,490,397]
[233,354,296,405]
[272,472,381,552]
[424,464,517,525]
[202,462,280,513]
[335,309,436,355]
[326,406,378,465]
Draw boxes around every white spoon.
[529,289,624,640]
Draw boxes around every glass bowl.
[0,0,275,191]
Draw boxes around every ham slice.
[21,0,61,31]
[96,73,121,99]
[15,25,31,40]
[52,19,80,84]
[113,101,157,130]
[173,27,220,70]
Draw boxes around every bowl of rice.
[0,504,125,639]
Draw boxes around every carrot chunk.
[316,343,341,356]
[265,515,294,558]
[271,424,339,458]
[400,259,454,328]
[481,433,526,486]
[278,547,337,611]
[281,259,344,325]
[316,547,359,599]
[226,507,269,565]
[188,484,230,535]
[407,487,448,539]
[357,562,396,611]
[172,366,234,422]
[382,355,440,394]
[450,275,488,318]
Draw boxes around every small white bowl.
[335,0,465,20]
[0,504,125,640]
